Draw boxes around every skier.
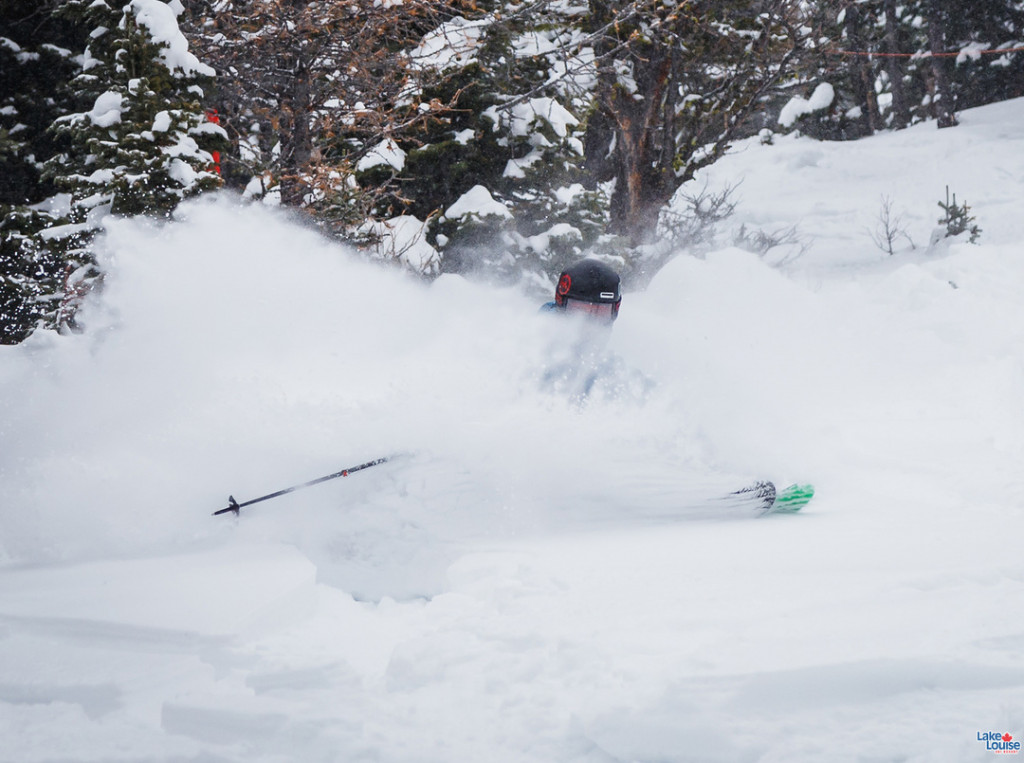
[540,258,633,400]
[542,258,622,322]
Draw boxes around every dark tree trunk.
[584,0,801,246]
[280,62,312,207]
[925,0,958,127]
[584,0,676,245]
[843,3,881,135]
[604,52,675,244]
[883,0,910,129]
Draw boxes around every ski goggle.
[563,298,620,321]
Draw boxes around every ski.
[727,480,815,515]
[770,483,815,513]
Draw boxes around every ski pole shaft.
[213,456,395,516]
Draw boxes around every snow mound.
[4,99,1024,762]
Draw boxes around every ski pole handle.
[213,496,241,516]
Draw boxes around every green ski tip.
[769,483,815,513]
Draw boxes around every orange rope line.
[828,45,1024,58]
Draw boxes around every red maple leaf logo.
[1003,733,1013,742]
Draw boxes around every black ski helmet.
[554,259,622,320]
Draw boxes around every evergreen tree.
[1,2,79,205]
[1,0,87,343]
[783,0,1024,140]
[776,1,886,140]
[44,0,225,219]
[398,1,607,279]
[0,204,90,343]
[1,0,223,343]
[929,0,1024,111]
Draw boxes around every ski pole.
[213,455,397,516]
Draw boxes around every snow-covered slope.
[2,99,1024,762]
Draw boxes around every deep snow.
[2,98,1024,762]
